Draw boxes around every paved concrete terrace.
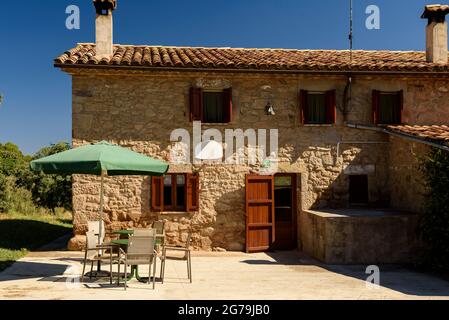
[1,250,449,300]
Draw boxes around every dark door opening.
[349,175,369,205]
[272,174,297,250]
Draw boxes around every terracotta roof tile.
[55,43,449,73]
[387,125,449,147]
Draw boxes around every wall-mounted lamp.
[265,102,276,116]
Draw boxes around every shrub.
[0,142,72,214]
[0,173,13,213]
[419,148,449,271]
[30,142,72,211]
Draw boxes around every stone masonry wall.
[388,136,430,213]
[66,69,447,251]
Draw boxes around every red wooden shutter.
[186,173,200,212]
[372,90,380,124]
[190,87,203,122]
[151,176,163,211]
[398,90,404,124]
[299,90,308,124]
[325,90,337,124]
[223,88,233,123]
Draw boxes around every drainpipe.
[346,123,449,152]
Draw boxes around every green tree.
[31,142,72,211]
[0,142,28,176]
[0,142,72,213]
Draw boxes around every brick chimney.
[93,0,117,59]
[421,4,449,64]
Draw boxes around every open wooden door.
[245,175,275,253]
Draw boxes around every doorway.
[272,173,297,250]
[245,174,298,253]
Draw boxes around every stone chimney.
[93,0,117,59]
[421,4,449,64]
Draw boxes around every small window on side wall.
[299,90,336,125]
[190,88,232,123]
[151,173,199,212]
[349,175,368,205]
[372,90,403,125]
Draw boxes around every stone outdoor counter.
[299,209,420,264]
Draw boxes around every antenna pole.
[349,0,353,65]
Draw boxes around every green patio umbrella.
[30,141,169,246]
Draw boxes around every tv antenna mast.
[343,0,354,119]
[349,0,353,65]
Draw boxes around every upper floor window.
[190,88,232,124]
[299,90,336,125]
[372,90,403,125]
[151,173,199,212]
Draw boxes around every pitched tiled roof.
[54,43,449,73]
[387,125,449,148]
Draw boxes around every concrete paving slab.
[0,250,448,300]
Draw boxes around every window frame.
[151,173,200,213]
[190,87,233,124]
[300,89,336,125]
[162,173,187,212]
[203,90,226,124]
[372,90,403,125]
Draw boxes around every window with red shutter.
[151,173,199,212]
[325,90,337,124]
[301,90,336,125]
[299,90,308,124]
[190,88,203,122]
[373,90,403,125]
[186,173,200,212]
[372,90,380,124]
[151,176,163,212]
[223,88,233,123]
[190,87,233,124]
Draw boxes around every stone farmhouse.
[56,1,449,264]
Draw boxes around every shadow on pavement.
[240,250,449,297]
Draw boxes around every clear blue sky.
[0,0,434,154]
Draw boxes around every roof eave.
[53,63,449,76]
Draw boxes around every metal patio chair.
[160,232,192,284]
[133,228,156,237]
[152,221,166,246]
[81,231,117,284]
[117,235,158,290]
[87,220,106,245]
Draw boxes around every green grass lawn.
[0,210,72,272]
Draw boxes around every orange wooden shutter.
[186,173,200,212]
[372,90,380,124]
[398,90,404,124]
[299,90,308,124]
[190,87,203,122]
[151,177,163,211]
[223,88,233,123]
[325,90,337,124]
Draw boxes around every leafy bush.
[0,142,72,214]
[419,148,449,271]
[0,173,14,212]
[30,142,72,211]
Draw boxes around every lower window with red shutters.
[151,173,200,212]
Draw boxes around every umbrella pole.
[97,171,105,272]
